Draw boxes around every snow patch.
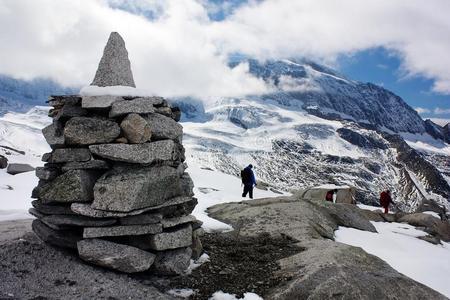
[209,291,263,300]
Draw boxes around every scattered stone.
[110,99,155,118]
[92,165,184,212]
[81,96,123,109]
[144,113,183,141]
[418,235,441,245]
[120,113,151,143]
[32,200,75,215]
[35,167,59,181]
[71,196,194,218]
[41,214,116,227]
[41,152,52,162]
[77,239,155,273]
[91,32,135,87]
[32,219,81,249]
[83,223,162,238]
[62,160,109,171]
[89,140,180,164]
[161,215,196,229]
[6,163,35,175]
[42,124,65,148]
[50,148,91,163]
[64,117,120,145]
[119,213,163,225]
[153,247,192,275]
[0,154,8,168]
[39,170,100,204]
[149,224,192,251]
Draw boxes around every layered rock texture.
[30,32,202,275]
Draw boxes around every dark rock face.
[337,128,388,149]
[32,219,82,249]
[0,154,7,168]
[6,163,34,175]
[31,200,76,215]
[64,117,120,145]
[91,32,135,87]
[77,239,155,273]
[92,165,184,212]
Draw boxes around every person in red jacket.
[380,190,393,214]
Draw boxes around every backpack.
[241,168,250,184]
[325,191,333,202]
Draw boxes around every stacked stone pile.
[29,32,203,275]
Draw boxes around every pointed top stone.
[91,32,136,88]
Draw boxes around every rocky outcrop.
[6,163,34,175]
[207,196,447,299]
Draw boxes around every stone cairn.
[29,32,203,274]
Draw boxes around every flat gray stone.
[91,32,135,87]
[71,196,194,218]
[110,99,155,118]
[83,223,162,238]
[64,117,120,145]
[144,113,183,141]
[32,219,81,249]
[120,113,151,143]
[62,160,109,171]
[39,170,101,204]
[42,124,65,148]
[180,173,194,197]
[6,163,34,175]
[119,213,163,225]
[149,224,192,251]
[35,167,59,180]
[54,105,88,121]
[81,96,123,109]
[32,200,75,215]
[41,214,116,227]
[153,247,192,275]
[78,239,155,273]
[51,148,91,163]
[89,140,180,164]
[92,165,184,212]
[28,207,45,219]
[161,215,196,228]
[191,228,203,260]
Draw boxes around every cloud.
[415,107,431,114]
[0,0,450,98]
[433,107,450,115]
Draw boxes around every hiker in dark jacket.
[380,190,394,214]
[241,164,256,199]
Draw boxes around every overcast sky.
[0,0,449,119]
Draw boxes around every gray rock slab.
[78,239,155,273]
[119,213,163,225]
[28,207,45,219]
[39,170,101,204]
[35,166,59,181]
[71,196,194,218]
[64,117,120,145]
[62,159,109,171]
[81,95,123,109]
[191,229,203,260]
[148,224,192,251]
[42,123,65,148]
[51,148,91,163]
[0,154,7,168]
[92,165,184,212]
[89,140,179,164]
[180,173,194,197]
[161,215,196,228]
[47,95,81,107]
[120,113,152,143]
[83,223,162,238]
[144,113,183,141]
[32,219,81,249]
[153,247,192,275]
[41,214,116,227]
[32,200,75,215]
[54,105,88,121]
[110,99,155,118]
[6,163,35,175]
[91,32,135,87]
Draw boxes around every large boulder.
[77,239,155,273]
[91,165,185,212]
[120,113,152,143]
[89,140,181,164]
[64,117,120,145]
[144,113,183,141]
[90,32,135,87]
[39,170,101,204]
[109,99,156,118]
[398,213,450,242]
[6,163,35,175]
